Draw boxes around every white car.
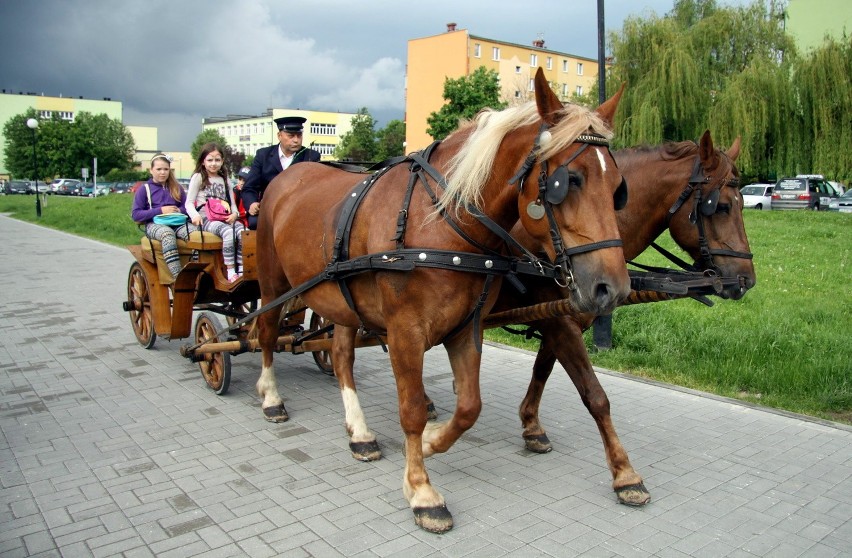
[740,183,773,210]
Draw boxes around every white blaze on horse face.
[595,147,607,174]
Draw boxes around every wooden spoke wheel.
[127,262,156,349]
[309,311,335,376]
[195,312,231,395]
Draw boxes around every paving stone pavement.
[0,214,850,558]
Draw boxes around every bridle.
[510,127,627,288]
[665,155,753,272]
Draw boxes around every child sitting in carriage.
[185,143,245,282]
[131,153,199,281]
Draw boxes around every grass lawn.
[1,193,850,424]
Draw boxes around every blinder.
[544,166,571,204]
[699,188,720,216]
[614,178,628,210]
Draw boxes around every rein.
[189,129,624,352]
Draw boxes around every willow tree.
[605,0,793,180]
[792,35,852,182]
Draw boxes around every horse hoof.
[413,505,453,533]
[263,404,289,423]
[523,433,553,453]
[426,402,438,421]
[349,440,382,461]
[615,482,651,506]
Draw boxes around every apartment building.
[406,24,602,151]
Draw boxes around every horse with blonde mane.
[254,68,630,532]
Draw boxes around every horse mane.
[439,102,613,213]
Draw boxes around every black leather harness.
[200,131,626,350]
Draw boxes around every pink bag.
[205,197,231,222]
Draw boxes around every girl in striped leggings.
[131,154,199,280]
[185,143,245,282]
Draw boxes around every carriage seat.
[140,231,224,285]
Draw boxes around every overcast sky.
[0,0,747,152]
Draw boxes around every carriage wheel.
[195,312,231,395]
[309,311,335,376]
[127,262,157,349]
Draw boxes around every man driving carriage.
[241,116,321,230]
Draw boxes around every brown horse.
[255,68,630,533]
[324,130,754,510]
[502,130,754,506]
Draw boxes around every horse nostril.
[595,282,615,306]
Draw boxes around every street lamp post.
[26,118,41,218]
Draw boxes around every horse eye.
[567,172,583,189]
[716,203,731,214]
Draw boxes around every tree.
[426,67,507,140]
[376,119,406,160]
[334,108,378,162]
[190,128,228,162]
[603,0,797,181]
[3,109,135,180]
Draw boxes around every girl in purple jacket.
[131,154,199,280]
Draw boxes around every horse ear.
[534,67,562,126]
[595,82,625,127]
[726,136,742,162]
[698,130,714,166]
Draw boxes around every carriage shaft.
[185,333,385,356]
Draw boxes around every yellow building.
[202,109,357,161]
[0,90,122,179]
[406,24,602,151]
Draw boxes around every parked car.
[50,178,80,194]
[827,190,852,213]
[771,176,839,210]
[54,181,82,196]
[83,183,113,197]
[177,178,190,191]
[828,181,846,195]
[28,181,50,194]
[112,181,132,194]
[130,181,146,194]
[740,183,773,210]
[4,180,30,194]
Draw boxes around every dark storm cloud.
[0,0,744,150]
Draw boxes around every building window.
[40,110,52,119]
[515,66,521,74]
[310,123,337,135]
[562,83,568,96]
[515,90,521,98]
[546,57,553,70]
[577,62,584,75]
[474,43,481,58]
[314,143,335,156]
[576,85,584,96]
[562,60,568,72]
[492,47,500,61]
[528,79,534,91]
[530,54,538,67]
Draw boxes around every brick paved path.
[1,215,850,557]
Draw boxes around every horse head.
[668,130,756,299]
[515,68,630,314]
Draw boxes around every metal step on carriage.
[122,225,739,396]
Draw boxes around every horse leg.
[421,333,482,458]
[519,345,557,453]
[538,317,650,506]
[256,306,288,422]
[425,393,438,421]
[332,325,381,461]
[387,333,453,533]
